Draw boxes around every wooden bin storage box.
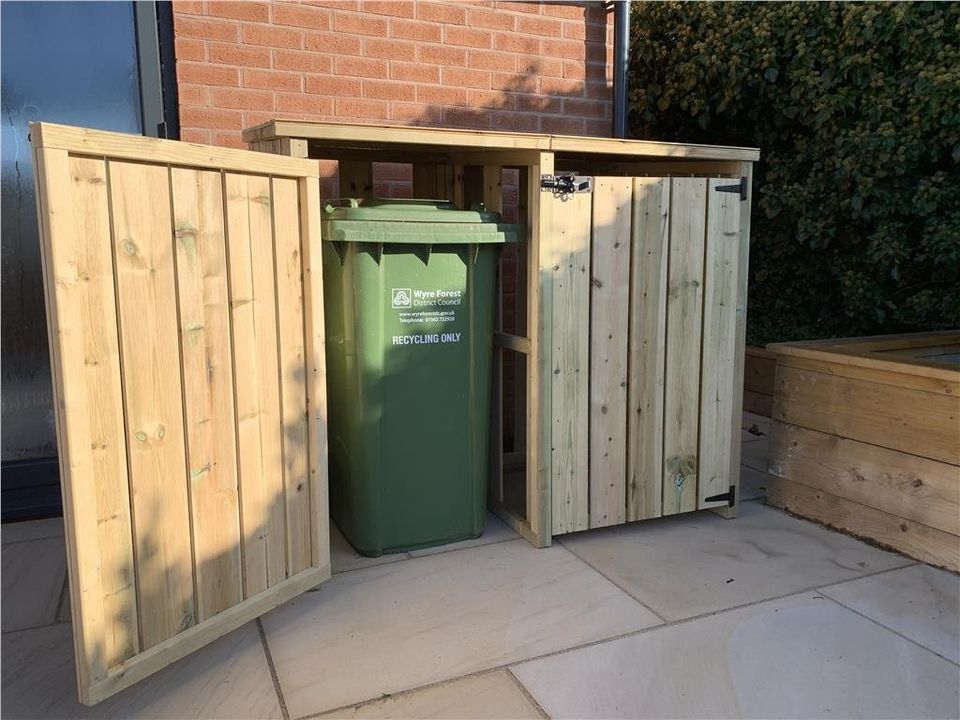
[246,121,759,547]
[31,121,756,704]
[766,332,960,572]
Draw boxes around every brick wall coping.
[244,119,761,162]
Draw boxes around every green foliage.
[628,2,960,345]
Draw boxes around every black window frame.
[2,0,180,521]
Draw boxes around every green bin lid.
[321,198,518,245]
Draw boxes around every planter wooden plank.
[767,476,958,573]
[769,332,960,572]
[773,365,959,465]
[768,422,959,535]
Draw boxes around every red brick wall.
[172,1,604,449]
[172,0,614,149]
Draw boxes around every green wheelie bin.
[321,199,518,556]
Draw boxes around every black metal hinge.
[540,174,593,195]
[705,485,737,507]
[715,176,748,201]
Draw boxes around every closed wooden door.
[545,176,746,534]
[30,123,330,704]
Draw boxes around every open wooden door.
[30,123,330,705]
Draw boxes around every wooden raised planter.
[766,332,960,572]
[743,346,776,417]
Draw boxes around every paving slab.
[820,564,960,663]
[1,517,64,544]
[319,670,542,719]
[559,502,910,621]
[2,536,67,632]
[0,622,280,719]
[330,523,410,574]
[409,512,519,557]
[741,411,770,439]
[740,437,768,472]
[511,592,960,719]
[262,539,660,717]
[739,465,767,501]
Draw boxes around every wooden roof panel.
[243,120,760,162]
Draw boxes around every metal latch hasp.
[540,174,593,195]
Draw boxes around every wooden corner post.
[529,151,554,546]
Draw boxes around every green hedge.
[628,2,960,345]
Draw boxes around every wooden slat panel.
[769,422,960,536]
[298,175,331,570]
[170,168,243,621]
[767,476,959,573]
[626,178,669,521]
[68,157,141,665]
[33,151,140,692]
[224,173,286,596]
[483,166,504,213]
[461,165,483,208]
[773,365,960,466]
[338,160,373,198]
[589,178,632,528]
[698,178,742,508]
[550,191,591,534]
[109,160,195,648]
[662,178,706,516]
[412,163,454,201]
[272,177,311,576]
[411,163,436,198]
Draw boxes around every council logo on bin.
[391,288,412,309]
